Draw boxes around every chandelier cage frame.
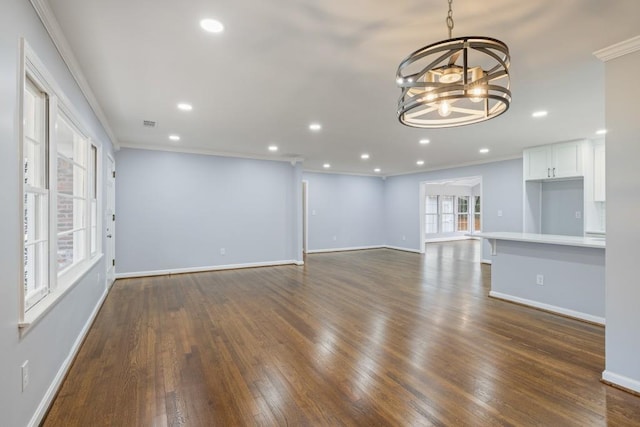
[396,35,511,128]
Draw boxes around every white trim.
[386,155,523,177]
[306,245,385,254]
[27,287,109,427]
[20,255,104,331]
[294,261,305,266]
[602,370,640,395]
[119,142,302,164]
[489,291,605,325]
[115,260,300,279]
[594,35,640,62]
[425,235,473,243]
[302,168,387,178]
[384,245,423,254]
[481,259,492,265]
[28,0,119,149]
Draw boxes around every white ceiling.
[46,0,640,176]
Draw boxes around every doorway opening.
[419,176,482,250]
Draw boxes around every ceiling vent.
[143,120,157,128]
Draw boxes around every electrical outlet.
[497,210,503,217]
[220,248,226,256]
[402,235,406,241]
[575,211,582,219]
[332,235,337,241]
[312,210,317,216]
[21,361,29,392]
[536,274,544,286]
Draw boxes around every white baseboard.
[384,245,423,254]
[306,245,384,254]
[425,236,473,243]
[489,291,605,325]
[481,259,492,265]
[28,288,109,427]
[115,260,300,279]
[294,260,305,266]
[602,370,640,394]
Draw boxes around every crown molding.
[593,35,640,62]
[29,0,120,150]
[119,141,304,164]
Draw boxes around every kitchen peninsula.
[475,232,605,324]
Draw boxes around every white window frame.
[19,40,103,329]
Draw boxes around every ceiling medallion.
[396,0,511,128]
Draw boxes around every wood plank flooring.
[43,241,640,426]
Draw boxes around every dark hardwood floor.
[44,241,640,426]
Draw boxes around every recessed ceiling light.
[479,148,490,154]
[268,145,278,152]
[532,111,548,118]
[309,123,322,131]
[200,19,224,33]
[169,134,180,141]
[374,168,381,173]
[416,160,425,166]
[419,139,430,145]
[323,163,331,169]
[361,153,370,160]
[596,129,607,135]
[177,103,193,111]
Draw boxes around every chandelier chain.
[446,0,454,39]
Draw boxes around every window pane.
[426,215,438,234]
[90,145,97,198]
[90,200,97,254]
[23,78,49,312]
[441,196,454,214]
[426,196,438,214]
[57,232,74,271]
[58,229,87,272]
[457,197,468,213]
[25,241,48,308]
[57,195,85,233]
[457,214,468,231]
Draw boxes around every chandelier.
[396,0,511,128]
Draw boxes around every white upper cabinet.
[524,140,585,181]
[593,141,605,202]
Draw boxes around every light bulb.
[438,101,451,117]
[469,87,485,103]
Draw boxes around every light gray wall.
[541,179,584,236]
[604,48,640,391]
[0,2,115,426]
[115,148,301,274]
[384,159,523,259]
[491,241,605,320]
[303,172,385,251]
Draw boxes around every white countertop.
[470,232,605,249]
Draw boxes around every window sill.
[19,253,104,335]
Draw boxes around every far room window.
[441,196,455,233]
[474,196,481,232]
[425,195,438,234]
[457,196,469,231]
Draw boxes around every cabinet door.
[594,143,605,201]
[524,146,550,180]
[552,141,582,178]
